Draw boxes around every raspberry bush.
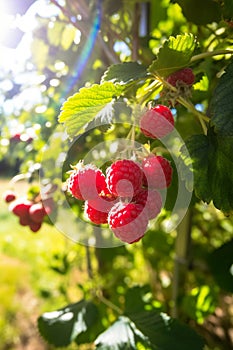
[1,0,233,349]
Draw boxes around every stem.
[191,49,233,62]
[96,290,123,315]
[172,209,193,318]
[153,73,209,133]
[177,96,208,134]
[137,80,162,105]
[85,245,93,279]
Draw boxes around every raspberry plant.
[1,0,233,349]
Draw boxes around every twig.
[191,49,233,62]
[132,3,140,61]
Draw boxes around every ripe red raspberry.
[85,191,116,225]
[29,203,47,223]
[19,215,31,226]
[29,222,42,233]
[142,155,172,189]
[9,199,32,217]
[166,68,195,87]
[3,190,16,203]
[67,162,107,201]
[108,202,149,244]
[106,159,143,198]
[133,189,162,220]
[140,105,174,139]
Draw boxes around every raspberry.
[9,199,32,217]
[29,203,47,223]
[133,188,162,220]
[67,162,107,201]
[166,68,195,87]
[85,191,116,225]
[106,159,143,198]
[19,215,31,226]
[140,105,174,139]
[108,202,149,244]
[142,155,172,189]
[29,222,42,233]
[3,190,16,203]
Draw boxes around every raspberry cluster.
[3,190,52,232]
[67,156,172,244]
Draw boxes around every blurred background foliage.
[0,0,233,349]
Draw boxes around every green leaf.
[222,0,233,20]
[175,0,221,25]
[95,316,150,350]
[124,285,152,315]
[61,25,76,51]
[209,58,233,136]
[101,62,148,84]
[148,34,196,77]
[182,285,217,324]
[193,75,209,92]
[38,300,98,347]
[207,239,233,293]
[47,21,64,47]
[58,82,124,137]
[180,128,233,214]
[129,310,205,350]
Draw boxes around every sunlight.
[0,2,14,44]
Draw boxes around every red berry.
[106,159,143,198]
[140,105,174,139]
[67,162,107,201]
[29,203,47,223]
[29,222,42,232]
[108,202,149,244]
[133,188,162,220]
[85,191,116,225]
[3,190,16,203]
[142,155,172,189]
[19,215,31,226]
[10,133,21,143]
[166,68,195,87]
[9,199,32,217]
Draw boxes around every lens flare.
[63,0,102,97]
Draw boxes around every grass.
[0,178,88,349]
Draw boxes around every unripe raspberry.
[3,190,16,203]
[133,188,162,220]
[67,162,107,201]
[142,155,172,189]
[29,203,47,223]
[140,105,174,139]
[106,159,143,198]
[166,68,195,87]
[108,202,149,244]
[85,191,116,225]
